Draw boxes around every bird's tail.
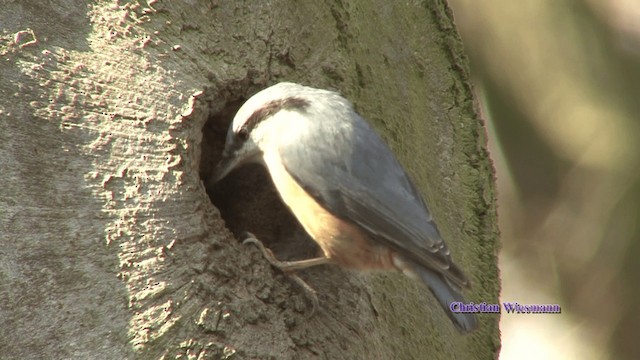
[394,256,478,333]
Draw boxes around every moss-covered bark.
[0,1,499,358]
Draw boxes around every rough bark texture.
[0,1,500,359]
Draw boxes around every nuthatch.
[211,82,477,333]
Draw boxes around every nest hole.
[200,94,319,261]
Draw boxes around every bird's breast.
[262,149,395,270]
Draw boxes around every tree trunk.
[0,1,500,358]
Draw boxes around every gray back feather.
[275,84,469,288]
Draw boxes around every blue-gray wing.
[279,93,469,288]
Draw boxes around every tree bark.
[0,1,500,359]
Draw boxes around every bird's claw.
[241,231,319,317]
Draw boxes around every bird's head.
[211,82,311,183]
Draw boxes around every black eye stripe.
[237,97,309,138]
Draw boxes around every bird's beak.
[210,149,241,184]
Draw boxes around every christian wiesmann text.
[450,302,561,314]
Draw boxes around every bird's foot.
[242,231,329,317]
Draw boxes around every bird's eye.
[237,128,249,141]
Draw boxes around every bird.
[210,82,477,333]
